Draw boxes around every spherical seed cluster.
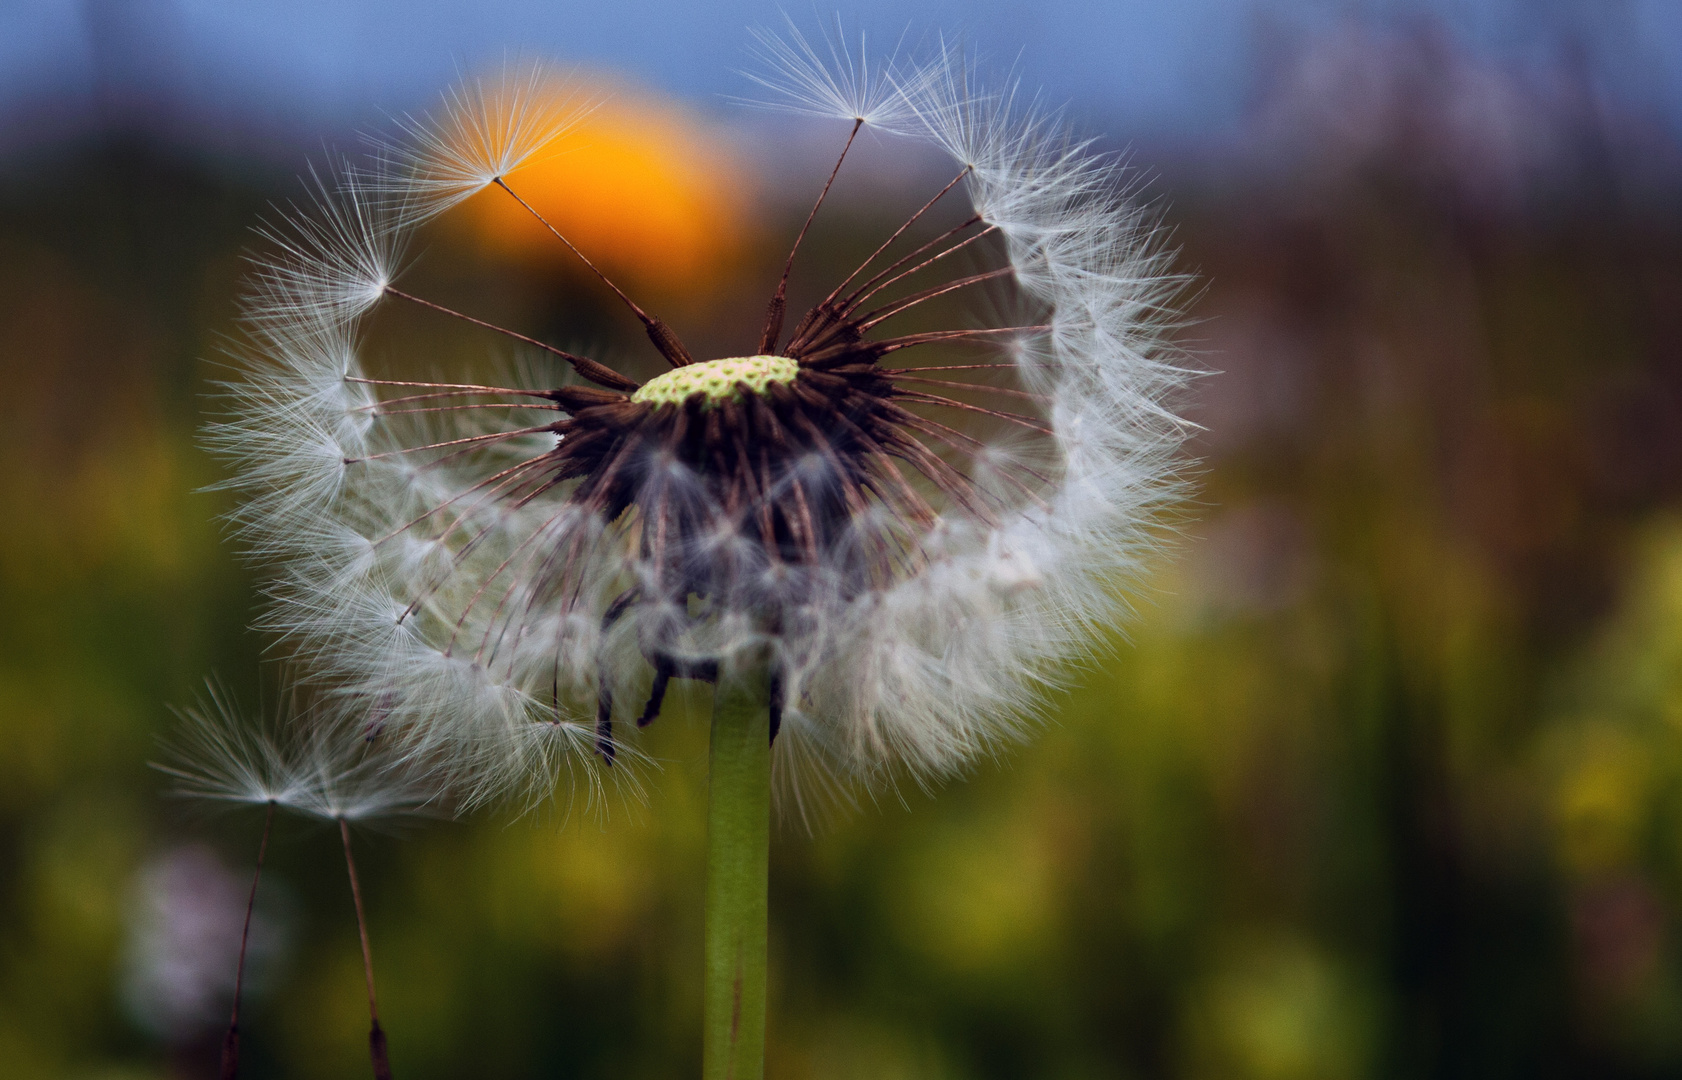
[214,38,1193,810]
[631,355,801,407]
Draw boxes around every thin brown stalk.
[354,390,548,410]
[855,266,1018,330]
[760,118,864,353]
[879,430,995,523]
[347,378,556,397]
[339,818,393,1080]
[894,411,1054,483]
[219,800,276,1080]
[883,374,1048,402]
[893,390,1055,435]
[845,224,1001,312]
[389,458,564,612]
[461,503,589,662]
[839,215,985,309]
[801,324,1050,367]
[345,423,560,462]
[400,501,537,626]
[787,216,985,354]
[382,287,639,391]
[895,415,1053,505]
[492,178,694,367]
[878,363,1020,372]
[816,165,973,310]
[370,453,556,547]
[371,403,563,417]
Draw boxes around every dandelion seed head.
[213,31,1195,807]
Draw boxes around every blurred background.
[4,1,1682,1077]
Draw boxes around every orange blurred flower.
[454,77,752,298]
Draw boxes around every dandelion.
[156,687,433,1079]
[213,29,1192,1080]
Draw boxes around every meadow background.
[3,1,1682,1077]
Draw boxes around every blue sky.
[2,0,1678,150]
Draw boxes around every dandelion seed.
[156,688,433,1079]
[736,15,921,132]
[372,60,596,223]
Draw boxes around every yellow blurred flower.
[1184,934,1374,1080]
[1553,726,1651,874]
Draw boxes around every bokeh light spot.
[457,78,751,298]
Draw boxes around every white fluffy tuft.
[370,59,595,223]
[155,682,440,824]
[736,16,922,133]
[212,36,1195,811]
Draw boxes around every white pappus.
[207,30,1195,813]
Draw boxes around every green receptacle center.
[632,355,800,407]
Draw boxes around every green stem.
[702,665,771,1080]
